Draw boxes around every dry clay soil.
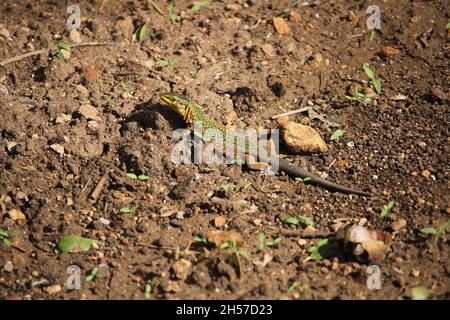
[0,0,449,299]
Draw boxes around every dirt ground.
[0,0,449,300]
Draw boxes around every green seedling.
[330,129,345,141]
[241,182,253,191]
[57,235,98,253]
[446,19,450,29]
[0,230,11,247]
[283,216,299,225]
[120,206,138,217]
[145,283,152,300]
[345,87,367,103]
[258,232,282,250]
[220,183,238,191]
[156,56,181,69]
[169,0,177,22]
[420,219,450,244]
[303,238,339,263]
[363,63,382,94]
[56,42,72,60]
[298,215,315,227]
[288,281,298,293]
[127,172,150,181]
[193,236,207,245]
[120,80,130,95]
[191,0,209,11]
[221,238,249,277]
[380,200,395,218]
[85,267,99,282]
[132,19,149,42]
[295,177,312,183]
[369,30,377,41]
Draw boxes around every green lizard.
[160,92,371,197]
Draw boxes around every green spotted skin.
[160,92,371,196]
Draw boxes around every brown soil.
[0,0,449,300]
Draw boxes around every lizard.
[160,92,371,197]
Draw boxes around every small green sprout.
[56,42,72,60]
[127,172,150,181]
[411,286,431,300]
[345,87,367,102]
[156,56,181,69]
[258,232,282,250]
[193,236,207,244]
[303,238,339,263]
[380,200,395,218]
[85,267,99,282]
[0,230,11,247]
[120,206,138,217]
[295,177,312,183]
[298,215,315,227]
[169,0,177,22]
[221,238,249,277]
[330,129,345,141]
[120,80,130,95]
[145,283,152,300]
[191,0,209,11]
[220,183,238,191]
[369,30,377,41]
[446,19,450,30]
[363,63,382,94]
[288,281,298,293]
[420,219,450,244]
[283,216,299,225]
[266,237,282,248]
[241,182,253,191]
[132,20,149,42]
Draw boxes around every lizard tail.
[278,158,372,196]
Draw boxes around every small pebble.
[4,261,14,272]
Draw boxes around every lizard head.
[160,92,190,117]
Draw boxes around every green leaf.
[120,207,131,213]
[386,200,395,210]
[85,267,99,282]
[298,215,315,227]
[436,219,450,236]
[220,242,229,250]
[145,284,152,300]
[380,209,390,218]
[56,42,72,52]
[330,129,345,141]
[258,232,265,251]
[156,60,169,66]
[120,80,130,94]
[127,173,138,179]
[138,175,150,181]
[192,0,209,11]
[363,63,375,80]
[369,30,377,41]
[2,238,11,246]
[193,236,207,244]
[420,227,437,235]
[57,235,97,253]
[266,237,282,247]
[0,230,9,238]
[283,216,299,225]
[169,0,177,22]
[411,286,431,300]
[373,79,382,94]
[303,238,338,263]
[169,56,181,67]
[288,281,298,292]
[238,249,249,259]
